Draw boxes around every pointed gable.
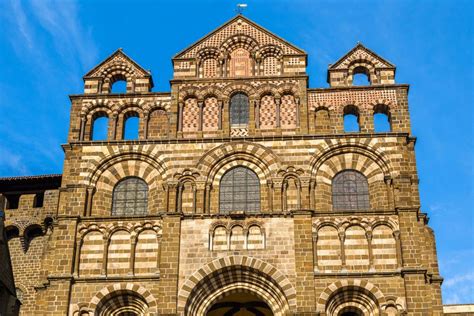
[174,15,306,60]
[172,15,307,79]
[84,49,151,79]
[329,43,395,70]
[328,43,396,87]
[83,49,153,94]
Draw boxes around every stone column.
[198,101,204,132]
[85,187,95,217]
[177,102,184,132]
[156,235,162,274]
[312,233,318,271]
[266,181,273,213]
[167,181,179,213]
[101,235,109,275]
[339,231,346,269]
[110,112,118,140]
[272,178,283,212]
[218,100,223,130]
[204,183,212,214]
[79,116,86,141]
[393,230,402,268]
[222,99,230,137]
[255,99,260,129]
[248,98,256,135]
[275,97,281,128]
[176,183,183,213]
[195,181,206,214]
[366,230,374,271]
[129,235,137,275]
[142,112,149,139]
[295,96,301,127]
[73,238,83,276]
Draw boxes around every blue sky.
[0,0,472,304]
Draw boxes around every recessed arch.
[317,279,387,314]
[178,255,296,315]
[197,141,280,184]
[88,283,157,314]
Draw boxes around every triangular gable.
[329,43,395,70]
[174,15,306,59]
[84,49,151,78]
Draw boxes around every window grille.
[230,93,249,126]
[219,167,260,213]
[112,177,148,216]
[332,170,369,210]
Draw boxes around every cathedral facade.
[1,16,447,315]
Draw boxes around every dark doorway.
[207,292,273,316]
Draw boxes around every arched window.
[230,93,249,126]
[373,104,391,132]
[352,66,370,86]
[91,113,109,141]
[332,170,369,211]
[112,177,148,216]
[111,80,127,93]
[219,166,260,213]
[343,105,360,132]
[123,112,139,140]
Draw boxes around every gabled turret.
[328,43,396,87]
[83,49,153,94]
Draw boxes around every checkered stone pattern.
[280,94,297,128]
[259,95,276,129]
[308,89,397,111]
[202,58,218,78]
[203,97,219,131]
[182,98,199,132]
[263,56,279,76]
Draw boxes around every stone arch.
[277,84,299,97]
[89,152,168,185]
[310,143,391,211]
[222,82,257,99]
[347,60,378,85]
[88,153,167,216]
[196,86,224,100]
[317,279,387,313]
[255,83,280,99]
[87,283,157,314]
[310,143,391,181]
[178,255,296,315]
[178,86,199,102]
[220,34,259,54]
[197,141,280,184]
[258,44,283,60]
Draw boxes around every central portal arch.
[179,256,295,316]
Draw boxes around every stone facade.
[0,15,463,315]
